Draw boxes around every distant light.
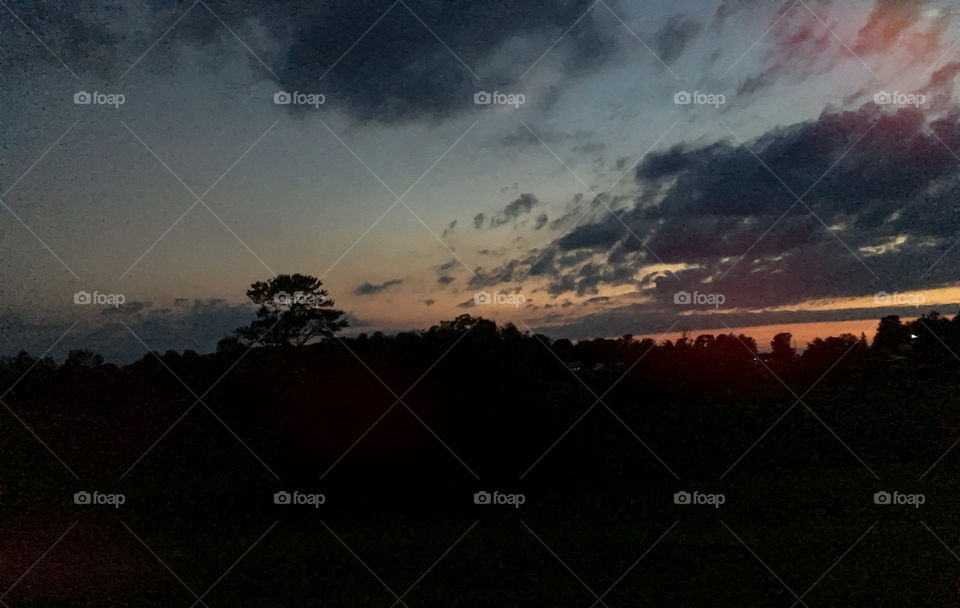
[910,334,918,339]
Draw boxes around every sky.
[3,0,960,361]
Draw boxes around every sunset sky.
[3,0,960,360]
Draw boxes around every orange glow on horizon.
[632,318,911,351]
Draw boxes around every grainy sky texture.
[3,0,960,360]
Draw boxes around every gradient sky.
[3,0,960,360]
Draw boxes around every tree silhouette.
[873,315,909,353]
[770,332,795,364]
[5,310,960,605]
[228,274,348,347]
[63,349,104,370]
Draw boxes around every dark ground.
[2,313,960,606]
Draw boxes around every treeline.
[3,310,954,381]
[2,312,958,492]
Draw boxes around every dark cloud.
[549,201,586,231]
[441,219,457,238]
[0,1,151,78]
[530,300,960,343]
[353,279,404,295]
[473,213,486,229]
[6,0,632,124]
[556,217,627,251]
[583,296,612,305]
[713,0,774,27]
[653,16,702,64]
[534,214,549,230]
[479,101,960,308]
[0,299,254,363]
[432,261,459,285]
[194,0,617,122]
[490,193,539,228]
[469,257,526,288]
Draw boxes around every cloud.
[583,295,612,305]
[724,0,947,101]
[433,261,459,285]
[188,0,619,123]
[353,279,404,295]
[529,300,958,342]
[8,0,638,125]
[478,98,960,309]
[729,7,836,99]
[441,219,457,238]
[0,299,255,363]
[853,0,944,57]
[653,16,702,64]
[489,193,539,227]
[712,0,779,27]
[473,213,486,229]
[469,257,526,288]
[549,197,588,230]
[0,2,147,72]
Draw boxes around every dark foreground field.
[3,313,960,606]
